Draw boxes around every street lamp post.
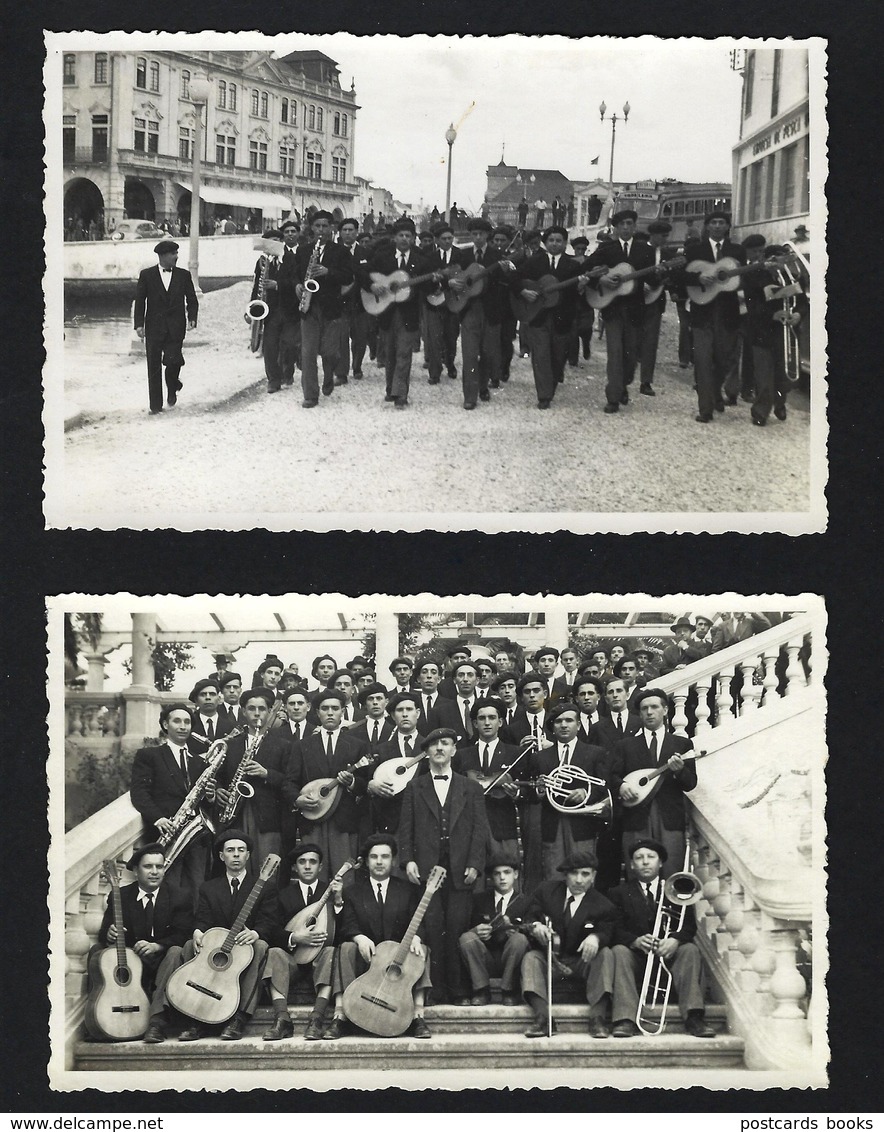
[187,75,211,293]
[599,100,631,195]
[444,123,457,225]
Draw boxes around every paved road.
[57,282,813,528]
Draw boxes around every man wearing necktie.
[423,224,463,384]
[412,659,464,737]
[519,850,618,1038]
[245,229,288,395]
[452,659,481,745]
[334,218,371,385]
[398,728,491,1004]
[609,689,697,879]
[133,239,198,414]
[347,681,396,749]
[458,855,531,1006]
[187,678,235,756]
[638,220,675,396]
[589,677,641,750]
[676,209,746,422]
[94,843,191,1045]
[604,839,713,1038]
[366,691,426,833]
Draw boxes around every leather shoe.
[143,1020,166,1044]
[620,389,629,404]
[149,408,163,415]
[525,1018,557,1038]
[395,399,408,410]
[470,989,492,1006]
[353,371,363,380]
[384,394,397,402]
[588,1016,611,1039]
[726,394,738,406]
[500,994,520,1007]
[262,1015,294,1041]
[537,399,550,410]
[267,386,281,395]
[220,1016,246,1041]
[321,382,334,396]
[603,403,619,414]
[611,1018,640,1038]
[684,1012,716,1038]
[448,367,457,379]
[714,398,725,412]
[640,383,655,396]
[463,401,476,410]
[479,390,491,401]
[304,1018,325,1041]
[167,390,178,406]
[178,1025,204,1042]
[752,415,766,426]
[410,1017,432,1039]
[774,405,787,421]
[322,1017,344,1040]
[334,377,348,386]
[428,377,440,385]
[695,413,713,423]
[301,400,318,408]
[453,997,472,1007]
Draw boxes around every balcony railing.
[64,147,109,166]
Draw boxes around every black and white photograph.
[43,33,826,533]
[49,593,827,1092]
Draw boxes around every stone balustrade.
[66,692,125,739]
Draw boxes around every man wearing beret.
[413,660,464,737]
[187,678,235,753]
[134,240,199,415]
[216,672,243,730]
[334,217,371,385]
[458,855,531,1006]
[437,644,472,700]
[90,843,191,1044]
[742,238,796,426]
[604,839,713,1037]
[566,236,596,369]
[365,690,427,834]
[530,646,569,707]
[245,228,289,395]
[398,728,491,1003]
[348,682,396,748]
[424,224,463,384]
[638,220,678,396]
[519,850,617,1037]
[586,209,656,414]
[388,655,415,697]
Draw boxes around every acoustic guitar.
[285,857,359,964]
[510,266,608,327]
[341,865,446,1037]
[620,749,710,808]
[370,749,427,795]
[295,751,380,823]
[444,259,513,314]
[586,256,687,310]
[84,859,151,1041]
[166,854,280,1025]
[685,254,798,306]
[361,267,452,316]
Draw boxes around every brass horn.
[543,764,612,822]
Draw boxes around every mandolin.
[685,254,798,306]
[361,267,453,316]
[285,857,359,963]
[370,749,427,795]
[341,865,446,1037]
[586,257,687,310]
[511,266,608,326]
[295,752,380,823]
[84,859,151,1041]
[166,854,280,1025]
[620,749,710,808]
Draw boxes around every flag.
[590,155,600,165]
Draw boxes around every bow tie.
[433,775,449,781]
[162,268,172,273]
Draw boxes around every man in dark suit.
[660,616,711,675]
[281,209,354,408]
[530,646,570,707]
[360,217,441,408]
[348,682,396,748]
[324,833,432,1039]
[329,668,366,727]
[276,218,302,385]
[387,655,415,697]
[263,842,342,1041]
[334,218,370,384]
[458,855,531,1005]
[519,850,618,1038]
[245,230,288,395]
[424,224,462,382]
[129,702,210,910]
[604,838,713,1037]
[679,210,746,422]
[637,220,680,396]
[437,645,472,700]
[365,691,426,834]
[590,677,642,749]
[134,239,198,414]
[93,843,191,1045]
[217,672,243,730]
[514,226,588,409]
[284,689,369,880]
[398,728,491,1004]
[187,678,236,753]
[573,675,604,741]
[609,689,697,877]
[586,209,655,414]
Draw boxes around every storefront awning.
[176,182,292,211]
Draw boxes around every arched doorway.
[123,179,156,221]
[64,178,104,238]
[332,206,344,223]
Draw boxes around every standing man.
[491,227,519,382]
[413,660,464,737]
[531,646,568,706]
[334,218,370,385]
[388,656,415,697]
[743,239,796,426]
[366,691,426,834]
[591,677,642,749]
[455,697,524,864]
[349,682,396,749]
[398,728,491,1004]
[573,675,604,741]
[567,237,596,368]
[284,209,354,409]
[217,672,243,730]
[638,220,676,396]
[518,196,529,227]
[277,217,302,388]
[424,225,462,384]
[245,230,288,395]
[586,209,654,414]
[134,240,198,415]
[187,678,235,752]
[438,645,472,699]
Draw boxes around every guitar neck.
[222,877,267,953]
[392,884,437,967]
[110,880,127,968]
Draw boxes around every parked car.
[110,220,166,242]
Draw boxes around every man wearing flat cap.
[519,849,617,1038]
[638,220,678,396]
[187,678,235,754]
[458,855,531,1006]
[586,209,655,413]
[134,240,199,414]
[398,727,491,1003]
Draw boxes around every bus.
[611,181,732,247]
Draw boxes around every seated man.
[324,833,432,1040]
[458,855,531,1006]
[519,850,617,1038]
[604,839,714,1038]
[263,842,342,1041]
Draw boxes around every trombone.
[635,838,703,1036]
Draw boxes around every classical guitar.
[586,257,687,310]
[511,266,608,327]
[295,751,380,823]
[84,859,151,1041]
[444,258,514,314]
[370,750,427,795]
[341,865,446,1037]
[166,854,280,1025]
[644,255,688,305]
[285,857,359,964]
[620,749,710,808]
[361,267,452,316]
[685,254,799,306]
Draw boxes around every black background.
[2,0,879,1115]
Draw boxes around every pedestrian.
[133,240,199,415]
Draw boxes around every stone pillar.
[121,612,159,754]
[545,606,570,652]
[374,609,401,681]
[84,651,108,693]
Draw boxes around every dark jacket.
[454,740,525,842]
[268,877,333,950]
[284,729,369,833]
[524,879,617,956]
[585,238,656,321]
[397,771,491,890]
[130,743,205,833]
[98,880,191,950]
[679,237,746,331]
[590,713,642,750]
[194,873,278,940]
[606,878,697,946]
[279,239,354,321]
[134,265,198,341]
[608,733,696,833]
[514,249,587,334]
[339,873,420,944]
[216,729,293,834]
[360,246,436,332]
[457,245,514,324]
[467,889,531,940]
[528,739,612,843]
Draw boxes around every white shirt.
[642,880,660,903]
[558,738,576,765]
[439,249,451,266]
[565,889,586,916]
[492,890,514,917]
[289,720,306,741]
[610,709,629,733]
[398,730,418,757]
[422,692,437,713]
[320,726,343,756]
[159,266,173,290]
[198,713,219,737]
[298,879,319,906]
[710,239,722,260]
[432,770,451,805]
[373,877,391,902]
[549,254,559,270]
[621,240,632,257]
[168,742,189,775]
[643,726,666,760]
[478,738,499,769]
[225,871,245,895]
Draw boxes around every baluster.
[714,664,735,726]
[741,658,763,712]
[694,675,712,736]
[67,704,83,736]
[65,889,91,1004]
[760,647,780,707]
[784,638,806,694]
[768,928,811,1050]
[670,692,689,737]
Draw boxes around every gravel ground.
[59,281,813,525]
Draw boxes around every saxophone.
[299,239,323,313]
[159,730,241,867]
[217,696,285,824]
[247,256,271,354]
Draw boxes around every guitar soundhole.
[210,951,231,971]
[386,964,402,980]
[115,966,131,987]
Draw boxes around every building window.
[218,80,227,108]
[94,53,108,84]
[770,49,782,119]
[181,70,190,99]
[341,113,347,137]
[135,57,146,89]
[332,155,346,183]
[316,107,323,130]
[63,115,76,162]
[63,54,76,85]
[249,139,268,171]
[281,98,288,123]
[308,104,316,129]
[748,159,763,222]
[250,88,259,116]
[779,141,800,216]
[92,114,109,163]
[333,112,348,137]
[229,83,237,111]
[305,151,322,180]
[333,112,341,135]
[133,117,159,155]
[260,92,269,118]
[179,127,193,161]
[216,134,236,165]
[149,61,160,93]
[743,51,755,119]
[279,144,297,177]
